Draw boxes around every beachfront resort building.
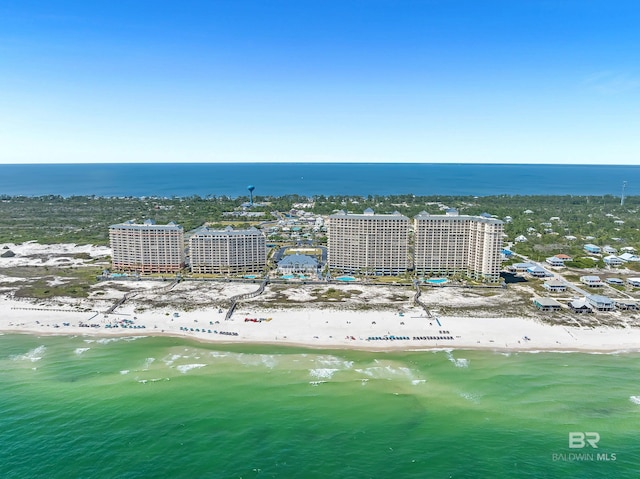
[327,209,409,275]
[189,226,266,274]
[109,220,185,273]
[413,211,504,283]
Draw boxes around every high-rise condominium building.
[109,220,185,273]
[328,208,409,275]
[189,226,266,274]
[413,211,503,282]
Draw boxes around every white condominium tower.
[413,210,503,282]
[109,219,185,273]
[189,226,266,274]
[328,208,409,275]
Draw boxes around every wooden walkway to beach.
[225,279,268,320]
[104,292,137,315]
[413,281,432,318]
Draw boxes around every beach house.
[568,299,593,314]
[619,253,640,262]
[543,280,567,293]
[583,244,601,254]
[586,294,615,311]
[533,297,562,312]
[615,299,638,311]
[545,256,565,267]
[580,275,604,287]
[526,265,549,278]
[511,262,534,272]
[603,255,624,267]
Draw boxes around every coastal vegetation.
[2,194,639,257]
[7,266,102,299]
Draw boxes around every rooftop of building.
[329,209,409,220]
[110,219,183,230]
[278,254,318,266]
[533,297,562,307]
[413,211,503,224]
[191,226,263,237]
[587,294,613,304]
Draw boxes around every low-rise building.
[533,297,562,312]
[545,256,565,267]
[604,255,624,266]
[511,262,534,272]
[619,253,640,262]
[580,275,604,287]
[543,280,567,293]
[584,244,601,254]
[527,265,549,278]
[615,299,638,310]
[568,299,593,314]
[277,254,318,274]
[586,294,614,311]
[627,278,640,287]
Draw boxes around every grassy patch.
[14,279,92,299]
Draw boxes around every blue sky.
[1,0,639,164]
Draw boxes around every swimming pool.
[243,275,257,279]
[335,276,356,282]
[281,274,295,279]
[426,278,448,285]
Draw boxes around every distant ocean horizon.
[0,163,638,198]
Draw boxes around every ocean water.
[0,163,638,197]
[1,334,639,478]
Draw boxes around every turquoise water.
[336,276,356,282]
[281,274,295,279]
[426,278,448,285]
[243,275,258,279]
[1,334,640,478]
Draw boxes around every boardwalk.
[225,279,268,320]
[413,281,432,318]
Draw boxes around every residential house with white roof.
[580,275,604,287]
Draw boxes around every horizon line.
[2,161,639,167]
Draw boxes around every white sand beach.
[2,243,640,352]
[3,282,640,353]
